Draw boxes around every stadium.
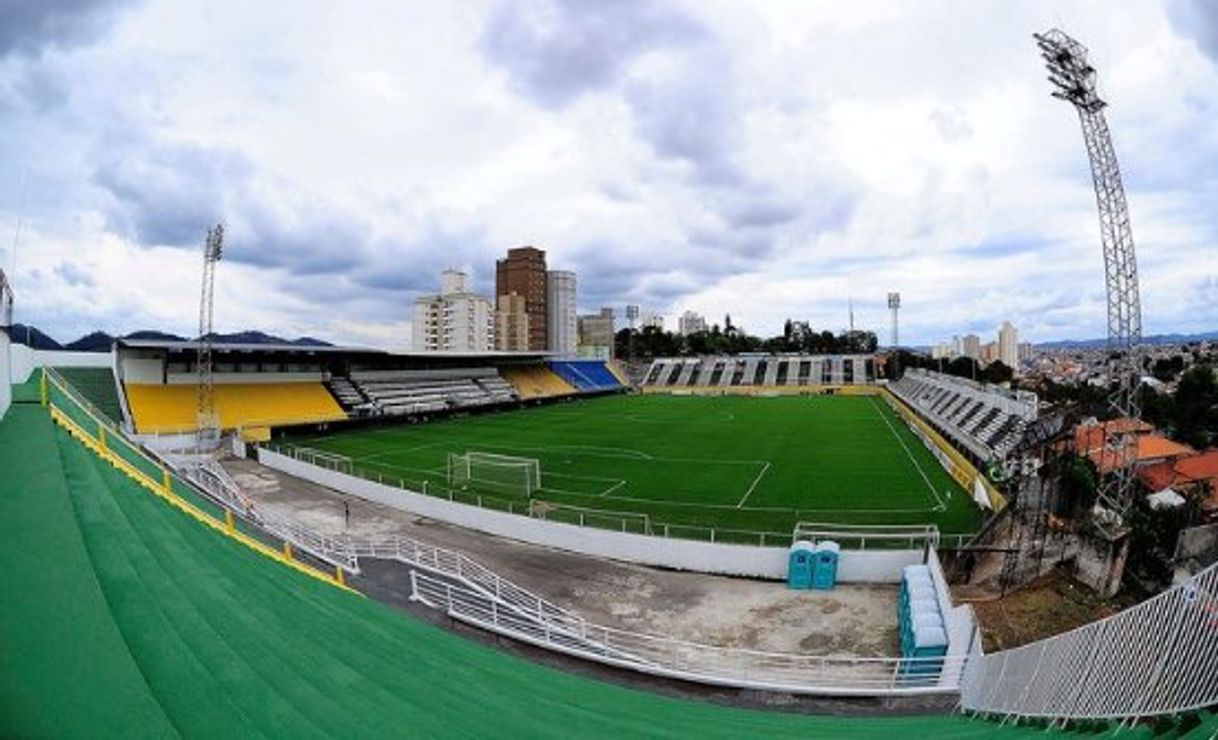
[2,7,1217,740]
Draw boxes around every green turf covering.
[294,394,984,539]
[57,367,124,422]
[0,406,176,738]
[10,373,41,404]
[0,404,1202,737]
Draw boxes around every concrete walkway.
[222,456,900,658]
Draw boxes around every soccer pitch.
[290,394,984,540]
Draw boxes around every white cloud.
[0,0,1215,348]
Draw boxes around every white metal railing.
[961,560,1218,720]
[346,531,588,636]
[792,522,939,551]
[410,569,964,696]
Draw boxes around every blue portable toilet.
[811,541,841,590]
[787,541,816,590]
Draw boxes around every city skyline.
[1,2,1217,349]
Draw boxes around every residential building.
[931,342,954,360]
[640,310,665,331]
[678,310,707,335]
[961,334,981,360]
[999,321,1019,369]
[412,269,494,352]
[546,270,577,356]
[981,341,1000,364]
[578,307,615,358]
[495,292,530,351]
[1018,341,1034,362]
[495,246,548,350]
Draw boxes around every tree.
[1057,455,1098,519]
[1172,365,1218,449]
[979,360,1014,385]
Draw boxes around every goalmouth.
[447,451,541,496]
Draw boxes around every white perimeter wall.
[927,547,979,687]
[0,330,11,420]
[10,345,112,383]
[260,448,925,583]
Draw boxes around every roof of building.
[1137,449,1218,509]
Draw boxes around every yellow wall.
[880,387,1007,511]
[125,382,347,433]
[501,365,576,400]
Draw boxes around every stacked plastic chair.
[898,564,948,679]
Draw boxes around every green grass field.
[290,394,984,542]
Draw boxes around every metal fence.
[267,442,798,546]
[961,560,1218,720]
[410,569,964,696]
[269,443,958,549]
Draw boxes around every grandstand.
[110,339,624,438]
[643,354,879,391]
[500,363,577,399]
[125,382,347,434]
[888,368,1037,467]
[549,359,626,392]
[350,367,518,416]
[3,367,1216,737]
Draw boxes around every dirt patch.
[971,566,1142,651]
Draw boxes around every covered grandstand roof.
[115,337,554,362]
[116,337,382,354]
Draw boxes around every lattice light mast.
[196,224,224,446]
[1035,29,1143,523]
[887,292,901,348]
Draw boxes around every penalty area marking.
[868,397,946,511]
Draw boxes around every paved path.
[223,455,901,658]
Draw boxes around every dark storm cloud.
[480,0,705,108]
[93,140,251,247]
[0,0,135,58]
[92,137,372,276]
[623,56,743,186]
[351,223,494,295]
[1170,0,1218,64]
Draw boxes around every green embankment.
[3,399,1175,738]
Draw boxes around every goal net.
[528,499,651,535]
[447,451,541,496]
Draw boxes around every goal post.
[447,451,541,496]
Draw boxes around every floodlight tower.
[887,292,901,347]
[196,224,223,447]
[1035,29,1143,524]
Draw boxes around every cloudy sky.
[1,0,1216,349]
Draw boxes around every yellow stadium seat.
[124,383,347,434]
[500,365,576,400]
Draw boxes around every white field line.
[735,461,772,508]
[599,479,628,496]
[586,493,935,515]
[868,397,945,510]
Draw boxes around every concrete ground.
[222,456,901,659]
